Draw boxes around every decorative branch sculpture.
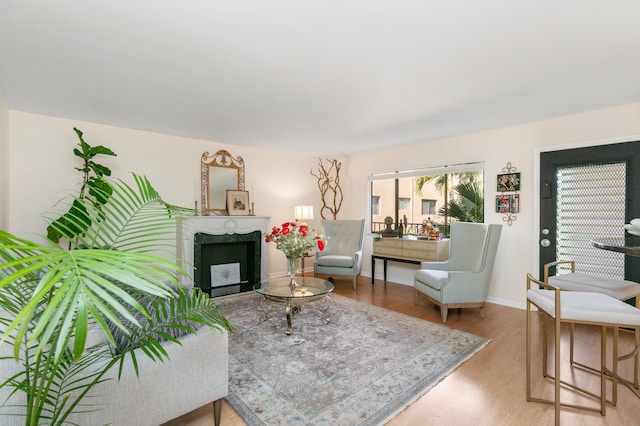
[310,158,343,219]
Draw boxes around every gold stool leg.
[526,298,532,401]
[554,312,561,425]
[601,326,607,415]
[542,313,548,377]
[635,327,639,388]
[569,323,575,365]
[633,296,640,389]
[613,327,619,406]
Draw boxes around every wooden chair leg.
[213,399,222,426]
[352,276,357,290]
[441,305,448,323]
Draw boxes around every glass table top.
[591,237,640,256]
[254,276,334,300]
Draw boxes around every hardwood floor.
[165,276,640,426]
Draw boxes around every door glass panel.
[556,162,626,278]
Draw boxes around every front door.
[539,141,640,280]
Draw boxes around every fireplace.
[194,230,261,296]
[178,216,270,296]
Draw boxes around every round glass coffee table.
[254,277,334,335]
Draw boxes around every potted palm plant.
[0,132,233,425]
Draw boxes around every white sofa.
[0,325,228,426]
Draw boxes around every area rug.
[215,292,490,426]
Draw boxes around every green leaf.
[88,162,112,177]
[74,127,91,158]
[46,199,92,242]
[87,177,113,205]
[72,148,84,159]
[89,145,117,157]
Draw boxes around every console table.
[372,238,450,283]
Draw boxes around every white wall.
[0,96,8,229]
[346,102,640,308]
[7,103,640,308]
[6,111,321,276]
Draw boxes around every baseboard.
[364,272,415,287]
[486,296,525,310]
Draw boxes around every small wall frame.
[496,194,520,214]
[497,172,521,192]
[496,162,520,226]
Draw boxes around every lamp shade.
[294,205,314,221]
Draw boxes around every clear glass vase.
[286,256,301,287]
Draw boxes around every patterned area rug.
[215,292,490,426]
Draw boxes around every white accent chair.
[314,219,365,290]
[414,222,502,323]
[526,273,640,425]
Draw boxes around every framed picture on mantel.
[227,190,250,216]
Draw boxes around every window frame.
[421,199,437,216]
[368,161,485,237]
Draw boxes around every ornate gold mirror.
[201,150,245,215]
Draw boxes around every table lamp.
[294,205,314,227]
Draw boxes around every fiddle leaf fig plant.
[46,127,117,244]
[0,129,234,426]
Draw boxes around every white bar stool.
[544,260,640,392]
[526,273,640,425]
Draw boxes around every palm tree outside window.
[369,162,484,237]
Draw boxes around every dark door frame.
[538,140,640,280]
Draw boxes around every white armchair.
[414,222,502,322]
[314,219,365,290]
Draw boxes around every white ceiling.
[1,1,640,156]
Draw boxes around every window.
[369,162,484,237]
[398,198,410,210]
[422,199,437,215]
[371,196,380,215]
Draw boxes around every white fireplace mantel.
[177,216,270,288]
